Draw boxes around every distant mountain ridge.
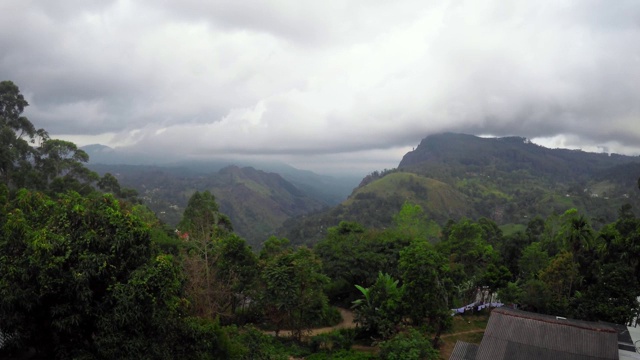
[279,133,640,245]
[81,144,359,205]
[88,163,329,247]
[399,133,637,181]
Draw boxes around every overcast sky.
[2,0,640,175]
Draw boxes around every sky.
[2,0,640,176]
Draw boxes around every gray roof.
[475,308,620,360]
[450,341,479,360]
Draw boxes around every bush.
[306,349,375,360]
[378,329,438,360]
[322,306,345,327]
[225,325,289,360]
[310,328,356,352]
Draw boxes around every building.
[450,307,640,360]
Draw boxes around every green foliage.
[438,219,496,277]
[0,190,230,359]
[497,282,523,305]
[518,242,550,279]
[179,190,232,237]
[519,279,552,313]
[352,272,404,341]
[399,240,452,340]
[0,80,135,198]
[310,328,356,353]
[0,80,45,190]
[378,329,439,360]
[538,251,579,314]
[480,263,512,294]
[572,263,640,324]
[306,350,376,360]
[258,246,330,340]
[177,190,258,321]
[95,256,231,360]
[260,235,292,259]
[315,224,408,304]
[393,202,440,242]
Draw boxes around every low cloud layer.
[2,0,639,174]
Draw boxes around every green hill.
[88,164,327,248]
[346,172,471,220]
[280,133,640,245]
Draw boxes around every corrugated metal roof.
[449,341,479,360]
[474,308,619,360]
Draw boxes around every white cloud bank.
[1,0,639,174]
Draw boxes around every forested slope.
[280,133,640,245]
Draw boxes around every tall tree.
[538,251,579,314]
[259,246,329,340]
[35,139,99,194]
[399,240,452,347]
[393,202,440,242]
[0,80,47,189]
[0,189,230,359]
[178,191,235,319]
[352,272,404,341]
[315,222,408,304]
[518,242,550,280]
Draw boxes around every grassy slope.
[346,172,471,220]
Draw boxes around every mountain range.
[83,133,640,248]
[279,133,640,245]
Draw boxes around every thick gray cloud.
[1,0,639,175]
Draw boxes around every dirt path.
[265,308,356,337]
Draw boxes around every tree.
[497,230,530,278]
[518,242,549,279]
[519,279,552,314]
[481,263,512,298]
[216,234,258,314]
[0,189,230,358]
[393,202,439,242]
[538,251,579,314]
[315,224,408,304]
[477,217,503,247]
[399,240,452,347]
[436,219,498,304]
[0,80,47,189]
[178,190,235,319]
[437,219,496,277]
[0,80,119,196]
[259,246,330,340]
[573,263,640,324]
[97,172,121,195]
[34,139,96,193]
[352,272,404,342]
[497,282,523,305]
[378,329,439,360]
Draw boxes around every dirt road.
[265,308,356,337]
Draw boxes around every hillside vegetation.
[4,80,640,360]
[88,164,328,247]
[280,133,640,245]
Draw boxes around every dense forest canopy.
[2,80,640,359]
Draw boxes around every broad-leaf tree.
[399,240,452,347]
[0,188,230,359]
[178,190,237,319]
[352,272,404,341]
[0,80,47,189]
[259,245,329,340]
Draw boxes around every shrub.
[378,329,438,360]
